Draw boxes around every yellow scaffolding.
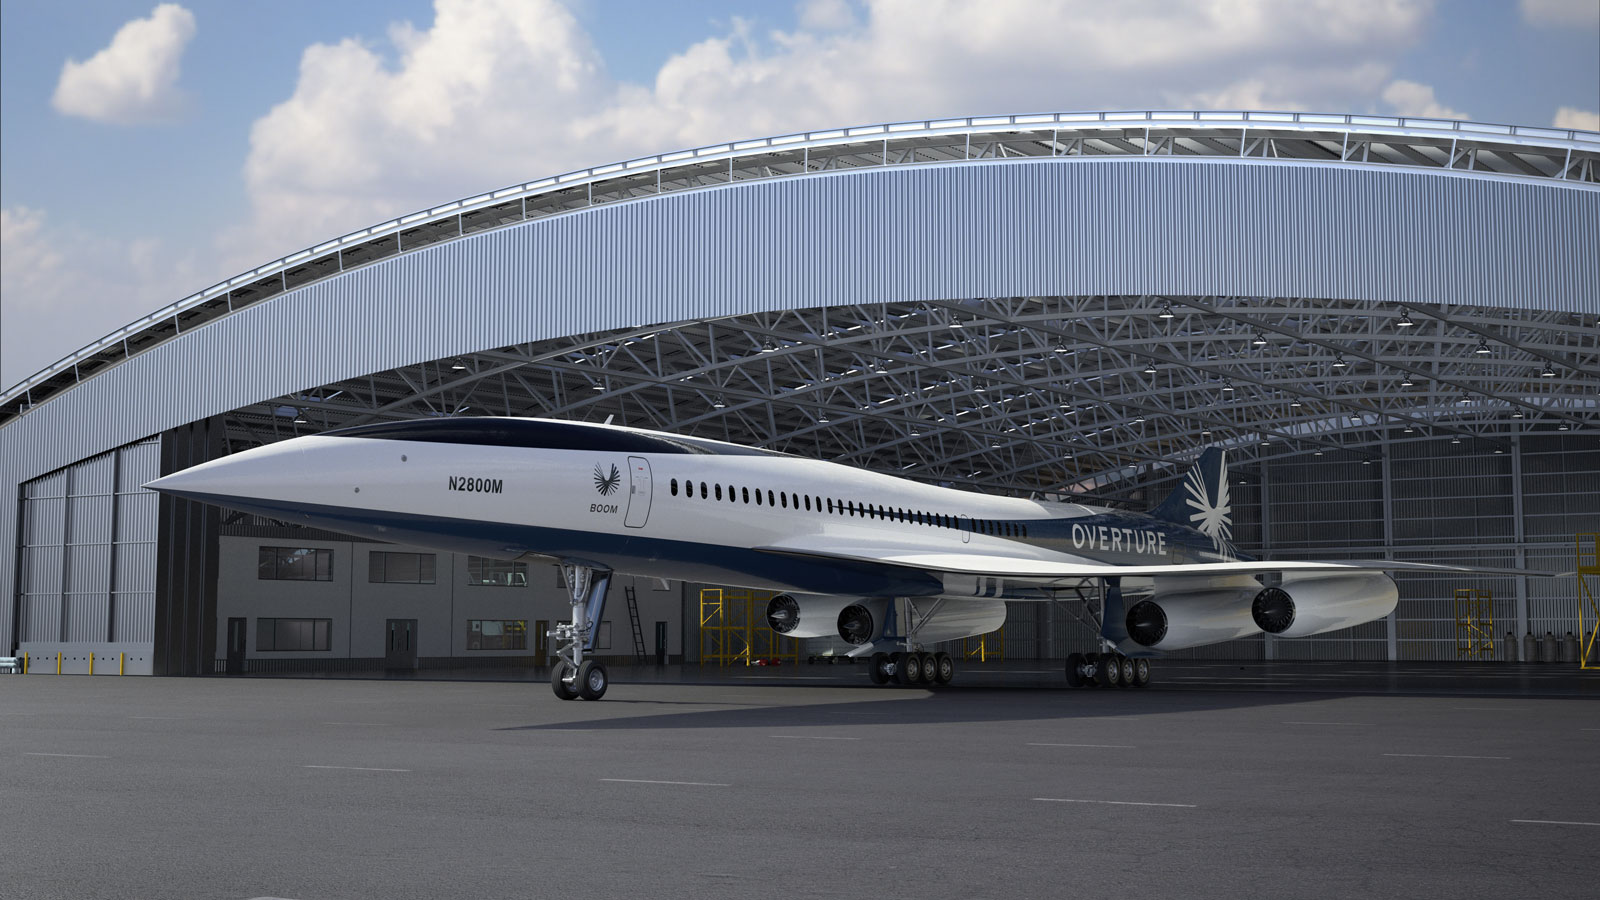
[697,587,800,666]
[961,627,1005,662]
[1453,588,1495,660]
[1578,533,1599,671]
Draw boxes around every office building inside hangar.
[2,111,1597,676]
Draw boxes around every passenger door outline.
[624,456,652,528]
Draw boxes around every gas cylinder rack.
[1579,533,1598,671]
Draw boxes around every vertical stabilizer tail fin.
[1149,448,1235,557]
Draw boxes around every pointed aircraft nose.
[143,439,310,503]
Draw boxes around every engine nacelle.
[1251,573,1398,638]
[765,594,863,639]
[765,595,1005,646]
[1124,589,1260,651]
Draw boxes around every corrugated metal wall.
[13,439,159,649]
[2,155,1597,653]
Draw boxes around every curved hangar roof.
[2,110,1597,505]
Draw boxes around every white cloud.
[1553,106,1600,130]
[1519,0,1600,27]
[1380,79,1469,119]
[51,4,197,124]
[229,0,1437,265]
[1,206,212,388]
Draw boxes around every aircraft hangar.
[2,109,1597,677]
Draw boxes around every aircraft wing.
[753,540,1566,581]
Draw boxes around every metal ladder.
[624,585,647,662]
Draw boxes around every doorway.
[226,617,246,675]
[386,619,418,670]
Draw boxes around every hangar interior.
[3,111,1597,675]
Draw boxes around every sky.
[2,0,1597,390]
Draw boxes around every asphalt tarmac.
[3,663,1597,899]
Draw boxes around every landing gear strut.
[549,564,611,701]
[1065,651,1152,689]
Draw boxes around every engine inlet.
[1251,587,1295,634]
[837,604,875,645]
[765,594,801,634]
[1125,600,1168,647]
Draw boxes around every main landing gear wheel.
[550,660,580,701]
[1118,657,1136,688]
[932,652,954,685]
[1132,658,1152,688]
[895,651,922,685]
[869,652,891,685]
[578,660,609,700]
[1065,652,1086,688]
[1096,654,1123,688]
[917,652,936,685]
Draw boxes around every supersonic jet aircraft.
[147,416,1541,700]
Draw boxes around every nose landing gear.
[549,564,611,701]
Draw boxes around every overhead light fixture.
[1143,361,1157,374]
[818,412,830,424]
[761,340,777,353]
[1540,366,1556,378]
[1559,423,1571,431]
[1400,375,1414,387]
[1397,308,1414,328]
[1313,450,1324,456]
[293,416,306,424]
[450,359,467,371]
[1451,437,1462,444]
[1252,332,1268,347]
[1403,426,1414,433]
[1494,448,1505,454]
[1054,343,1069,354]
[1474,338,1491,355]
[1201,429,1212,436]
[1158,304,1175,319]
[1133,415,1145,423]
[591,382,605,392]
[1362,459,1372,465]
[712,396,726,409]
[1331,355,1348,369]
[1289,399,1303,408]
[1511,410,1524,418]
[1221,381,1235,393]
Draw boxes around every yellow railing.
[962,627,1005,662]
[1579,534,1599,671]
[1454,588,1495,660]
[698,587,800,666]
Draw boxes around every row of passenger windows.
[666,478,1030,538]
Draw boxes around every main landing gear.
[1065,651,1151,689]
[549,564,611,701]
[867,650,955,687]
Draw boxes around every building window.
[257,618,331,651]
[369,551,436,584]
[467,557,527,587]
[467,619,527,650]
[258,547,332,581]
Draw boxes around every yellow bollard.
[119,652,125,675]
[57,652,62,675]
[23,652,28,674]
[90,652,95,675]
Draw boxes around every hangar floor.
[3,669,1596,899]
